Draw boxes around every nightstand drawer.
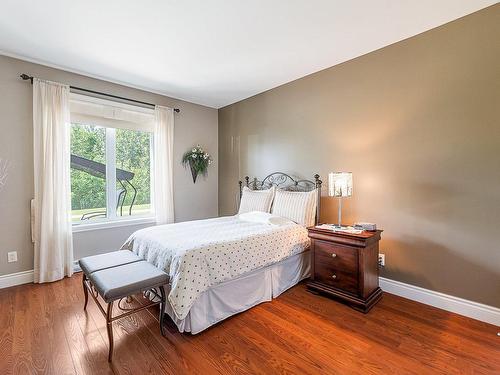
[314,240,358,272]
[313,240,359,294]
[314,261,359,294]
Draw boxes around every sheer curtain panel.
[32,78,74,283]
[153,105,175,224]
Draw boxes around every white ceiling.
[0,1,496,108]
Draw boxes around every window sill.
[72,216,157,233]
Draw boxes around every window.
[70,94,155,227]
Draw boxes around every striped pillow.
[238,186,276,214]
[271,189,317,227]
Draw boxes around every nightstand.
[306,227,383,312]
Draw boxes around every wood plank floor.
[0,274,498,375]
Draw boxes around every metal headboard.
[238,172,322,225]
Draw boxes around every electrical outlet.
[7,251,18,263]
[378,253,385,267]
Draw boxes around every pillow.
[271,189,317,227]
[238,211,295,226]
[238,186,275,214]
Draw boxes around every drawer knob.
[331,274,337,279]
[331,253,337,258]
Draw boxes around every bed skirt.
[162,250,311,334]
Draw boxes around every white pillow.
[271,189,317,227]
[238,186,276,214]
[238,211,295,226]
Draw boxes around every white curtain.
[154,105,175,224]
[32,78,74,283]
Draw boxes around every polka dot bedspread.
[121,215,310,320]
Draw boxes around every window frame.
[69,94,156,231]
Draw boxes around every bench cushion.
[79,250,142,275]
[89,261,168,302]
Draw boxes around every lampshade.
[328,172,353,197]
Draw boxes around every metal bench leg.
[159,286,166,336]
[106,301,114,362]
[82,274,166,361]
[82,274,89,310]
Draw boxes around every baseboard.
[379,277,500,326]
[0,270,34,289]
[0,262,81,289]
[73,260,82,272]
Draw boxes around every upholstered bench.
[79,250,142,275]
[79,251,168,362]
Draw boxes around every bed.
[121,172,322,334]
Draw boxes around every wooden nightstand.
[306,227,383,313]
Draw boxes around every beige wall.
[0,55,218,275]
[219,6,500,307]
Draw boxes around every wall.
[218,6,500,307]
[0,55,218,274]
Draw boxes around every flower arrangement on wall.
[181,145,212,183]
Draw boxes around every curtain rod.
[19,74,180,113]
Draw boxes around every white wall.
[73,224,152,260]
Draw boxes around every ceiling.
[0,1,496,108]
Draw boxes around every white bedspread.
[121,215,309,320]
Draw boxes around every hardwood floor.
[0,274,498,375]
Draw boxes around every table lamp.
[328,172,353,228]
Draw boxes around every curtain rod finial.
[20,74,33,83]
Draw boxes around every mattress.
[121,215,310,320]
